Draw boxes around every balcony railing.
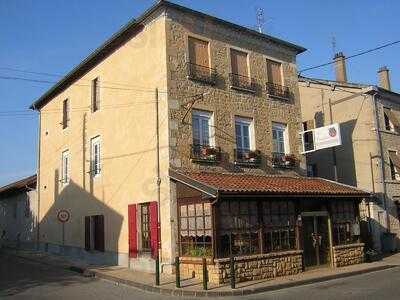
[234,149,261,167]
[191,144,221,163]
[229,73,256,93]
[187,62,217,85]
[271,153,297,169]
[266,82,292,100]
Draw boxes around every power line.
[0,75,168,94]
[299,40,400,74]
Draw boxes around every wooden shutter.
[149,201,159,259]
[231,49,248,77]
[62,99,69,128]
[85,216,91,251]
[94,215,105,252]
[188,37,209,67]
[389,151,400,169]
[266,59,282,85]
[128,204,138,258]
[384,108,400,128]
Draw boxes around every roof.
[299,75,369,90]
[0,175,37,197]
[30,0,306,110]
[169,170,370,198]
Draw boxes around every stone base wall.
[333,243,364,267]
[180,250,303,284]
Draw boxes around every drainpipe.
[34,105,41,250]
[371,90,390,233]
[155,88,162,261]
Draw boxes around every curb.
[91,264,399,297]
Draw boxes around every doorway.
[302,212,331,268]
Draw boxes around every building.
[0,175,37,249]
[30,1,368,283]
[299,52,400,252]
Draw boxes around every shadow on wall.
[35,169,124,266]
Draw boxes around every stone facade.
[180,250,303,284]
[332,243,364,267]
[165,7,306,176]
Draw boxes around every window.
[85,215,105,252]
[235,117,253,151]
[192,110,212,146]
[230,49,248,77]
[179,202,212,257]
[384,107,393,131]
[307,164,318,177]
[266,59,282,86]
[62,99,69,129]
[272,123,287,154]
[91,78,100,112]
[331,201,357,245]
[61,150,70,185]
[389,150,400,180]
[262,200,296,253]
[90,136,101,177]
[188,37,209,67]
[140,203,151,251]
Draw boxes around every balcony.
[187,62,217,85]
[271,153,297,169]
[266,82,292,100]
[229,73,256,93]
[191,144,221,164]
[234,149,261,167]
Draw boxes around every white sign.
[300,123,342,153]
[314,123,342,150]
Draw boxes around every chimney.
[378,66,391,91]
[333,52,347,82]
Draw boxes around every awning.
[384,108,400,129]
[169,169,370,198]
[389,151,400,169]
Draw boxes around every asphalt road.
[1,254,400,300]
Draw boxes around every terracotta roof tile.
[180,172,369,196]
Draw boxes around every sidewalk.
[2,247,400,297]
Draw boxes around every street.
[1,254,400,300]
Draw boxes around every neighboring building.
[0,175,37,249]
[30,1,368,283]
[299,52,400,252]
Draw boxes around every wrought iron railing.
[266,82,292,99]
[191,144,221,163]
[187,62,217,85]
[229,73,256,92]
[271,152,297,169]
[234,149,261,166]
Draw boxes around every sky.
[0,0,399,186]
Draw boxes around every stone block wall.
[180,250,303,285]
[164,7,306,176]
[333,243,364,267]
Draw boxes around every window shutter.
[267,59,282,85]
[128,204,138,258]
[149,201,159,259]
[85,216,91,251]
[95,215,105,252]
[188,37,209,67]
[231,49,248,77]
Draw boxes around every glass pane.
[188,204,195,217]
[205,216,212,229]
[196,217,204,230]
[180,206,187,217]
[188,217,195,230]
[204,203,211,215]
[201,119,210,146]
[235,124,242,149]
[181,218,187,230]
[195,203,203,216]
[192,117,200,144]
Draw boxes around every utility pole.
[155,88,161,261]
